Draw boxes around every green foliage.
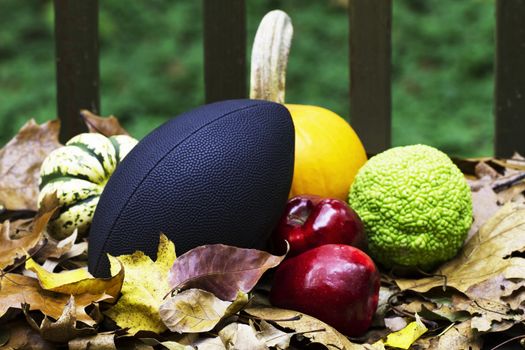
[0,0,494,156]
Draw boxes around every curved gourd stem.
[249,10,293,104]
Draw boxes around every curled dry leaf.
[80,110,130,137]
[25,256,123,300]
[396,203,525,298]
[468,184,500,241]
[23,297,97,343]
[0,273,110,326]
[168,244,286,301]
[0,119,61,211]
[244,307,365,350]
[105,234,176,335]
[35,229,88,262]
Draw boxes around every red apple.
[273,195,366,256]
[270,244,380,337]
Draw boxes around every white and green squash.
[38,133,138,240]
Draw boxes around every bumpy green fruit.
[348,144,472,270]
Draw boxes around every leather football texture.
[88,99,295,277]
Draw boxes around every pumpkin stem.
[249,10,293,104]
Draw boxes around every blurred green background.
[0,0,494,156]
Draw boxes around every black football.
[88,99,295,277]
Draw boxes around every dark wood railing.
[54,0,525,157]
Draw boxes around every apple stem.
[249,10,293,104]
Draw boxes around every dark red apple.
[270,244,380,337]
[273,195,366,256]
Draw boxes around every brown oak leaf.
[80,110,129,137]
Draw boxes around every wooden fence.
[53,0,525,157]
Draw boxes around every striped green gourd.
[38,133,138,240]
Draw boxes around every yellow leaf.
[104,234,176,335]
[25,256,124,300]
[382,314,428,349]
[0,273,109,326]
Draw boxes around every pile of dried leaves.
[1,115,524,350]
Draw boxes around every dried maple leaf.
[244,307,365,350]
[396,203,525,297]
[23,297,97,343]
[0,200,57,270]
[80,110,130,137]
[168,244,286,301]
[25,256,123,300]
[0,119,61,211]
[0,273,109,326]
[104,234,176,335]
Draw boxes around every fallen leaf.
[35,229,87,261]
[23,297,96,343]
[244,307,365,350]
[160,289,232,333]
[430,320,482,350]
[158,341,195,350]
[451,294,519,333]
[168,245,286,301]
[468,184,500,241]
[0,320,55,350]
[104,234,176,335]
[219,322,267,350]
[25,256,123,300]
[381,313,428,349]
[81,110,130,136]
[0,273,109,326]
[384,317,407,332]
[68,332,117,350]
[0,119,61,210]
[256,320,292,349]
[396,203,525,297]
[0,200,57,270]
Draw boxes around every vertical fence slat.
[495,0,525,157]
[349,0,392,154]
[54,0,99,143]
[203,0,247,103]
